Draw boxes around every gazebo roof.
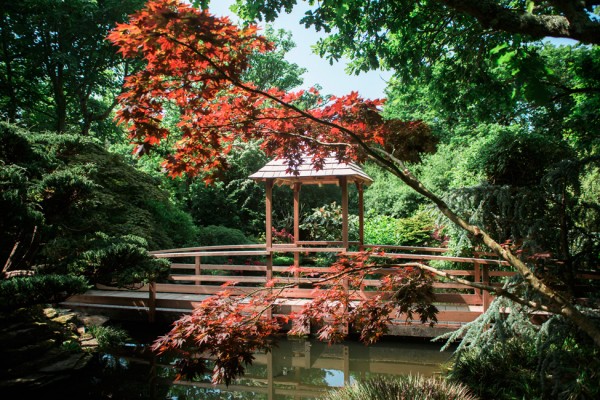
[249,155,373,186]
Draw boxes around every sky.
[207,0,394,99]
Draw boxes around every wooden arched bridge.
[61,241,519,337]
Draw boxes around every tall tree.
[0,0,144,135]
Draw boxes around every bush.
[67,232,170,288]
[197,225,256,264]
[300,201,345,241]
[446,339,538,400]
[272,255,295,266]
[87,325,132,351]
[364,211,439,247]
[323,375,478,400]
[197,225,254,246]
[0,274,90,312]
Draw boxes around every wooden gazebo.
[249,155,373,252]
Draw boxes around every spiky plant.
[323,374,478,400]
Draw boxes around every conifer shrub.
[1,122,197,289]
[440,297,600,400]
[0,274,90,312]
[67,233,170,288]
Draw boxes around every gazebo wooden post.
[357,182,364,250]
[293,182,301,282]
[340,176,349,250]
[265,179,274,273]
[265,179,274,319]
[340,176,350,335]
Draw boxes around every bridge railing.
[78,242,599,327]
[146,242,517,326]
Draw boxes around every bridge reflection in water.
[119,336,455,400]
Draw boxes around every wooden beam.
[357,182,364,249]
[293,182,301,244]
[340,176,349,249]
[266,179,274,248]
[293,182,301,283]
[194,256,201,285]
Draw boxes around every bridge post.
[194,256,201,285]
[357,182,364,251]
[482,264,491,311]
[148,281,156,323]
[474,259,481,297]
[340,176,349,250]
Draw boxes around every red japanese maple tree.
[107,0,432,180]
[108,0,600,384]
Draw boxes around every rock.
[74,311,109,327]
[39,353,92,373]
[0,305,108,393]
[43,307,59,319]
[50,312,78,325]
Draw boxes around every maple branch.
[406,262,552,313]
[177,115,306,132]
[239,282,295,324]
[163,32,385,158]
[265,128,353,149]
[169,25,600,345]
[307,256,551,313]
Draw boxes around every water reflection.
[100,336,455,400]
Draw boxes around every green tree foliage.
[243,25,307,91]
[363,211,441,247]
[362,162,425,218]
[185,140,269,236]
[0,122,196,285]
[0,0,145,136]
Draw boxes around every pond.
[66,322,457,400]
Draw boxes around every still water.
[83,322,456,400]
